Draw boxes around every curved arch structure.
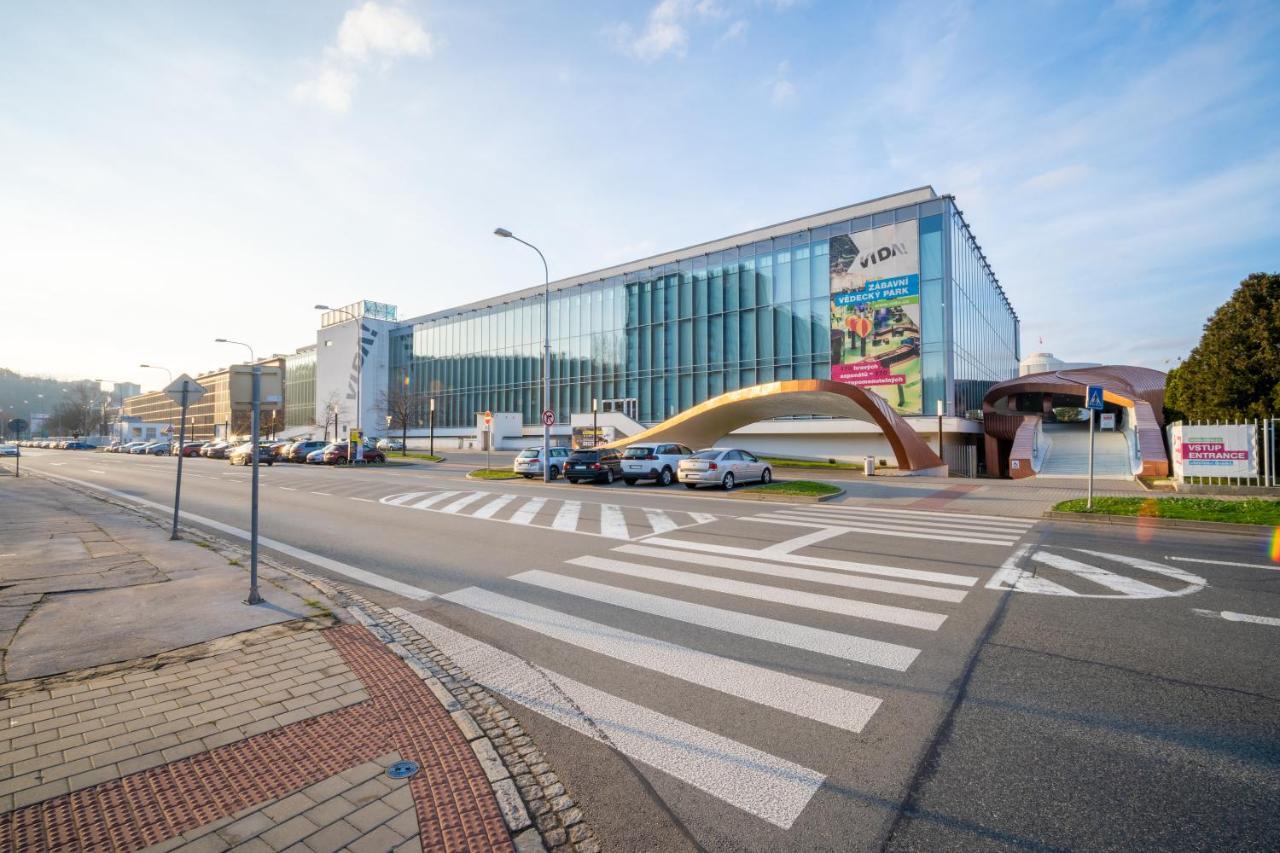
[603,379,945,472]
[982,365,1168,478]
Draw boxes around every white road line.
[642,508,679,535]
[89,469,106,474]
[599,504,629,539]
[411,491,461,509]
[644,536,977,587]
[442,586,881,733]
[690,512,717,524]
[1167,556,1279,571]
[514,570,920,671]
[391,608,823,829]
[552,501,582,532]
[795,507,1033,536]
[1192,609,1280,627]
[509,497,547,525]
[568,555,946,630]
[1031,551,1171,598]
[383,492,427,506]
[310,491,332,496]
[36,471,434,600]
[279,487,297,491]
[1072,549,1208,588]
[755,514,1016,546]
[760,526,848,556]
[349,497,376,503]
[440,492,487,514]
[817,504,1036,527]
[616,544,966,603]
[472,494,517,519]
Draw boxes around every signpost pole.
[1085,384,1103,510]
[247,365,263,605]
[170,382,188,540]
[1087,407,1095,510]
[429,398,435,457]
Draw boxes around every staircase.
[1038,423,1133,479]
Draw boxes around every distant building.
[1018,352,1100,376]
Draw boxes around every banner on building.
[1170,423,1257,478]
[829,222,922,414]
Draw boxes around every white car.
[377,438,404,451]
[677,447,772,491]
[621,443,694,487]
[513,446,571,480]
[0,444,18,457]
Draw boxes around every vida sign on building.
[1170,424,1257,478]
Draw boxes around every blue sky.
[1,0,1277,388]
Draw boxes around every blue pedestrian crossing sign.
[1085,385,1104,410]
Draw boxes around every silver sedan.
[677,447,772,490]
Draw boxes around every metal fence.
[1168,418,1277,487]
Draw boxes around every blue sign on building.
[1086,385,1104,410]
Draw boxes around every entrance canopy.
[604,379,945,472]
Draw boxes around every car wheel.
[761,467,772,484]
[604,469,614,485]
[550,465,560,480]
[684,483,697,489]
[523,474,534,479]
[567,478,578,484]
[722,472,735,491]
[624,478,637,486]
[336,457,348,466]
[659,467,673,486]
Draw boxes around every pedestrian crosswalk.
[988,544,1208,598]
[749,502,1037,546]
[377,489,717,540]
[395,518,1007,830]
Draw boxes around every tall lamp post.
[216,337,263,605]
[494,228,551,483]
[316,305,363,464]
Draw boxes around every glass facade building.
[387,188,1017,432]
[285,346,317,429]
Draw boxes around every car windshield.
[691,449,722,460]
[623,447,653,458]
[517,449,540,459]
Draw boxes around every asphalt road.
[11,448,1279,851]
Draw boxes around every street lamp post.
[215,338,263,606]
[316,305,363,464]
[494,228,551,483]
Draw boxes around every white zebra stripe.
[817,504,1036,527]
[441,586,882,733]
[509,497,547,525]
[642,508,680,535]
[472,494,517,519]
[754,515,1016,546]
[599,504,629,539]
[552,500,582,531]
[440,492,488,514]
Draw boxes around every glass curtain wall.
[285,348,316,428]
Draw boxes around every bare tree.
[378,387,419,456]
[322,391,342,443]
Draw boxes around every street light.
[494,227,551,483]
[215,337,263,605]
[315,304,363,464]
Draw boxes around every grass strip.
[750,480,842,497]
[467,468,523,480]
[761,456,861,470]
[1053,496,1280,526]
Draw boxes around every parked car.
[513,446,571,480]
[564,448,624,484]
[621,443,694,487]
[287,440,329,463]
[203,441,232,459]
[143,441,170,455]
[63,441,92,450]
[119,441,147,454]
[0,444,18,457]
[376,438,404,451]
[678,448,772,490]
[321,444,385,465]
[228,443,276,466]
[306,444,338,464]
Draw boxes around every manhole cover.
[387,760,420,780]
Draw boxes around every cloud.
[295,1,433,112]
[610,0,736,61]
[1021,164,1093,192]
[718,19,749,44]
[768,60,795,105]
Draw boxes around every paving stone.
[300,817,360,851]
[470,737,511,783]
[492,778,533,832]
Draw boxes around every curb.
[725,485,846,504]
[22,470,596,853]
[1042,510,1269,536]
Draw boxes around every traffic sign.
[483,410,493,427]
[541,409,555,427]
[1085,385,1104,411]
[164,374,208,407]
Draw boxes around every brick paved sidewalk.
[0,622,518,852]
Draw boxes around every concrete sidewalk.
[0,474,585,852]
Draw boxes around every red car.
[180,442,204,457]
[321,445,386,465]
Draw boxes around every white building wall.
[315,316,398,440]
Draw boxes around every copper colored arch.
[602,379,944,472]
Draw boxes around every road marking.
[392,608,823,829]
[1192,609,1280,627]
[383,492,427,506]
[988,546,1206,598]
[755,514,1017,546]
[616,544,966,603]
[509,497,547,525]
[599,504,629,539]
[1031,551,1172,598]
[552,501,581,532]
[759,526,848,555]
[440,491,487,514]
[35,471,434,600]
[818,504,1036,526]
[310,491,331,496]
[514,569,920,671]
[641,508,679,535]
[472,494,516,519]
[1073,549,1208,587]
[1167,556,1280,571]
[690,512,716,524]
[568,555,947,630]
[411,491,461,509]
[808,506,1035,533]
[644,536,977,587]
[444,586,881,732]
[279,487,297,491]
[349,497,376,503]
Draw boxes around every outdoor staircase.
[1037,423,1133,479]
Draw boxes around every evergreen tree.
[1165,272,1280,420]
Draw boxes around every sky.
[1,0,1277,391]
